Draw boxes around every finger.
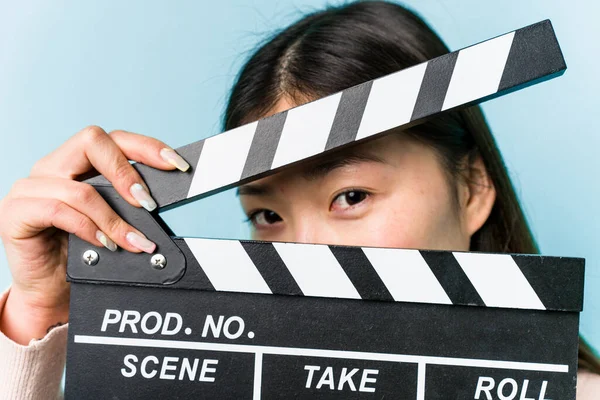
[9,178,157,254]
[31,126,189,179]
[30,126,158,211]
[109,130,190,172]
[3,197,110,251]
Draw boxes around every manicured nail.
[160,148,190,172]
[96,230,117,252]
[126,232,156,253]
[129,183,157,211]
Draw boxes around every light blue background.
[0,1,598,352]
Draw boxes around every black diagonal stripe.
[240,111,287,180]
[498,20,566,92]
[240,241,303,296]
[420,251,485,306]
[325,81,373,150]
[410,52,459,121]
[329,246,394,302]
[512,255,584,312]
[171,238,215,291]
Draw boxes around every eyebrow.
[237,183,272,196]
[236,149,387,197]
[302,151,387,181]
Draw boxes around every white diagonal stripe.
[442,32,515,111]
[272,242,360,299]
[355,62,427,140]
[187,121,258,198]
[362,248,451,305]
[271,93,342,169]
[184,238,271,294]
[453,252,545,310]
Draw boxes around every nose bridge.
[291,217,315,244]
[290,213,332,245]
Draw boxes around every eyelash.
[245,189,371,228]
[330,188,370,211]
[245,209,282,227]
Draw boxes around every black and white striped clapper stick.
[65,19,584,400]
[86,19,566,210]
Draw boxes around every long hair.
[222,0,599,373]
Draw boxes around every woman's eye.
[330,190,369,211]
[248,210,282,227]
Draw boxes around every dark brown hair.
[223,0,599,373]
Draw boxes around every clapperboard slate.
[64,20,586,399]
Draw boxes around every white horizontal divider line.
[74,335,569,373]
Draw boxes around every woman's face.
[239,98,496,251]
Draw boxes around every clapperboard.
[64,20,585,399]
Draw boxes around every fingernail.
[126,232,156,253]
[130,183,157,211]
[160,148,190,172]
[96,230,118,252]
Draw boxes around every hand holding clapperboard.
[64,20,584,399]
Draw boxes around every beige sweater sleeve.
[0,288,67,400]
[0,287,599,399]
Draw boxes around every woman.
[0,1,598,398]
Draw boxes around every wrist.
[0,286,69,345]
